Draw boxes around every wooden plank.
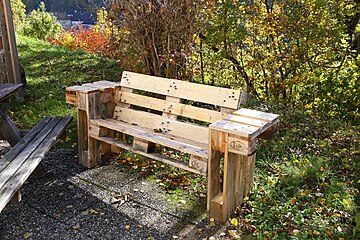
[222,144,237,222]
[90,119,208,158]
[90,135,205,175]
[77,109,89,166]
[121,71,242,109]
[162,96,180,120]
[103,119,209,151]
[227,136,255,155]
[209,192,224,222]
[224,114,269,129]
[234,155,244,207]
[0,107,22,146]
[65,91,77,106]
[118,91,226,123]
[233,108,279,124]
[82,83,113,91]
[117,87,133,108]
[207,129,223,218]
[114,106,209,144]
[209,119,260,140]
[0,83,23,101]
[3,0,21,83]
[0,117,52,173]
[93,80,121,88]
[66,85,99,94]
[0,116,72,212]
[0,0,13,84]
[0,117,62,191]
[188,155,207,175]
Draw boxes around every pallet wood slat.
[118,91,226,123]
[90,119,208,158]
[0,117,62,191]
[121,71,244,109]
[113,106,209,144]
[0,116,52,173]
[0,116,72,212]
[0,83,22,101]
[89,135,205,175]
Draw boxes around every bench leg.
[9,190,21,204]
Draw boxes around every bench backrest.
[113,71,247,144]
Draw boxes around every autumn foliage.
[50,0,359,122]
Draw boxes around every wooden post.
[207,129,257,222]
[0,107,21,146]
[77,91,102,168]
[0,0,23,99]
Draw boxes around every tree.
[21,2,62,40]
[200,0,357,101]
[109,0,202,79]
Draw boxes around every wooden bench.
[0,116,73,212]
[66,71,279,221]
[66,71,248,172]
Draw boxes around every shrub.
[10,0,26,27]
[21,2,62,40]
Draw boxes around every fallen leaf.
[228,230,238,237]
[230,218,239,227]
[72,224,80,230]
[80,210,89,216]
[178,200,186,205]
[125,224,131,230]
[23,232,33,239]
[209,218,215,227]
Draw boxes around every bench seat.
[0,116,72,212]
[89,118,208,174]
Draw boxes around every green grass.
[3,35,122,146]
[4,36,359,239]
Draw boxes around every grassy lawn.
[5,35,122,132]
[4,36,359,239]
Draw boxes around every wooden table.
[207,108,279,221]
[0,83,23,146]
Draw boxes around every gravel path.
[0,143,228,239]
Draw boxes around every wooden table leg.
[0,108,21,146]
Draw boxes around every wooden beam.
[0,108,21,146]
[2,0,21,86]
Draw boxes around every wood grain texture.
[0,83,22,101]
[114,106,209,144]
[0,116,72,212]
[118,91,226,123]
[90,119,208,158]
[89,134,205,175]
[121,71,243,109]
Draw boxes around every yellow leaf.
[230,218,239,227]
[23,232,33,239]
[228,230,238,237]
